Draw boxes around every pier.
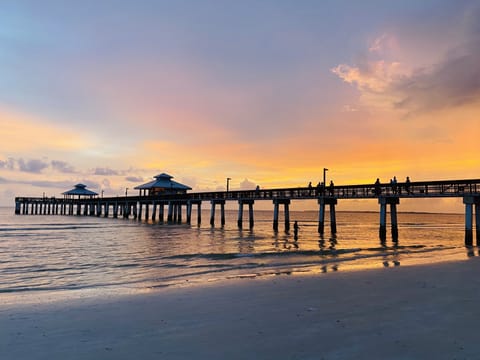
[15,178,480,244]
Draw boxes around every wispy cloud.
[17,158,49,173]
[51,160,76,173]
[93,167,119,176]
[125,176,143,183]
[0,158,15,170]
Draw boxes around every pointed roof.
[62,184,98,196]
[134,173,192,191]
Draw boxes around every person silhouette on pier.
[329,180,334,196]
[405,176,411,194]
[317,182,324,196]
[308,182,312,195]
[374,178,381,196]
[390,176,398,194]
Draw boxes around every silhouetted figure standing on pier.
[317,182,324,196]
[329,180,334,196]
[390,176,398,194]
[374,178,381,196]
[405,176,411,194]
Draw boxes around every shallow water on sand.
[0,207,474,303]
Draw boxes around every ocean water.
[0,206,474,304]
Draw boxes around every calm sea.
[0,206,474,304]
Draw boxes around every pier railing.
[144,178,480,201]
[14,178,480,204]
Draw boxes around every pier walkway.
[15,178,480,245]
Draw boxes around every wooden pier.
[14,178,480,245]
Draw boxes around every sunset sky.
[1,1,479,211]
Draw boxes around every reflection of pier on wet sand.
[15,178,480,244]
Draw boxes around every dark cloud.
[51,160,76,173]
[391,36,480,114]
[333,5,480,116]
[125,176,144,183]
[93,167,119,176]
[17,158,49,173]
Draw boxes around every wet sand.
[2,258,480,359]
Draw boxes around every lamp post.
[226,177,231,192]
[125,188,129,197]
[101,190,104,198]
[323,168,328,187]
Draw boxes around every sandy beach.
[2,258,480,360]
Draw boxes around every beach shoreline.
[2,258,480,359]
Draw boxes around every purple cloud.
[51,160,76,173]
[93,167,119,176]
[17,158,49,173]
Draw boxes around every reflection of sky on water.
[0,208,471,304]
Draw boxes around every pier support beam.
[186,200,201,225]
[113,202,118,218]
[133,203,138,219]
[167,202,174,222]
[210,200,225,227]
[317,197,337,235]
[378,197,400,242]
[273,199,290,231]
[237,199,255,228]
[151,202,157,221]
[96,202,101,217]
[463,196,480,246]
[187,202,192,224]
[159,203,165,223]
[177,204,182,223]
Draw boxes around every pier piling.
[318,197,337,235]
[237,199,255,229]
[210,199,225,227]
[463,196,480,246]
[378,197,400,242]
[273,199,290,231]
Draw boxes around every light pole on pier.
[226,178,231,193]
[125,188,129,197]
[323,168,328,187]
[101,190,104,198]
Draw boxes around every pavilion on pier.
[62,184,98,199]
[134,173,191,196]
